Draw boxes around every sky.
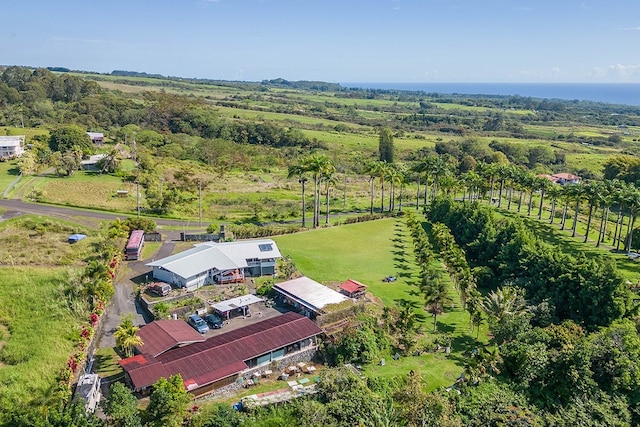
[1,0,640,83]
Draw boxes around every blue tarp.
[68,234,87,243]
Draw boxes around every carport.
[211,294,264,319]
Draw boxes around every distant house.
[146,239,281,291]
[80,154,106,171]
[551,172,581,185]
[339,279,367,299]
[273,276,351,318]
[119,312,322,397]
[86,132,104,144]
[538,173,582,186]
[0,135,25,159]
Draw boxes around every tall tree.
[145,375,190,427]
[102,382,142,427]
[378,127,394,163]
[48,125,93,154]
[304,154,332,228]
[423,278,453,332]
[287,162,309,228]
[321,161,337,225]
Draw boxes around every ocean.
[340,82,640,107]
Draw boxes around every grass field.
[18,171,140,213]
[0,215,92,267]
[0,160,20,193]
[0,267,83,407]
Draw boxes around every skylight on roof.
[258,243,273,252]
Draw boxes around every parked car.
[148,283,171,297]
[204,314,224,329]
[187,314,209,334]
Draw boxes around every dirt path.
[97,234,178,349]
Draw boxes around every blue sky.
[2,0,639,83]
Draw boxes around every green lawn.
[274,217,488,390]
[0,160,21,193]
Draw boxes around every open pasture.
[33,172,139,213]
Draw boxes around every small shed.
[339,279,367,299]
[68,234,87,244]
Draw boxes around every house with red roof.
[550,172,581,185]
[339,279,367,299]
[119,312,322,397]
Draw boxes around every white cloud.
[589,64,640,81]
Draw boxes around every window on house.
[258,243,273,252]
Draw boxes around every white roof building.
[146,239,281,291]
[273,276,351,317]
[0,135,25,158]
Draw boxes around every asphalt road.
[0,199,197,228]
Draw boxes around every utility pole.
[136,179,140,219]
[133,137,140,219]
[198,178,202,228]
[343,174,347,210]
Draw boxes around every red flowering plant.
[80,325,91,340]
[90,313,99,327]
[94,299,105,316]
[67,355,78,372]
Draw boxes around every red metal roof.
[137,320,206,358]
[120,312,322,392]
[340,279,367,294]
[551,172,581,181]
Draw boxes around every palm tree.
[546,182,562,223]
[287,162,309,228]
[611,181,628,250]
[305,154,332,228]
[537,176,553,220]
[495,163,511,208]
[423,278,453,332]
[320,161,337,225]
[114,314,143,358]
[476,161,495,203]
[596,180,614,247]
[481,286,527,325]
[430,155,454,200]
[365,161,384,214]
[559,184,572,230]
[413,156,435,206]
[583,181,603,243]
[568,182,586,238]
[623,185,640,252]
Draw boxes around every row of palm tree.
[287,153,336,228]
[406,213,453,332]
[287,153,640,252]
[451,161,640,252]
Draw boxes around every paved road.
[0,199,199,228]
